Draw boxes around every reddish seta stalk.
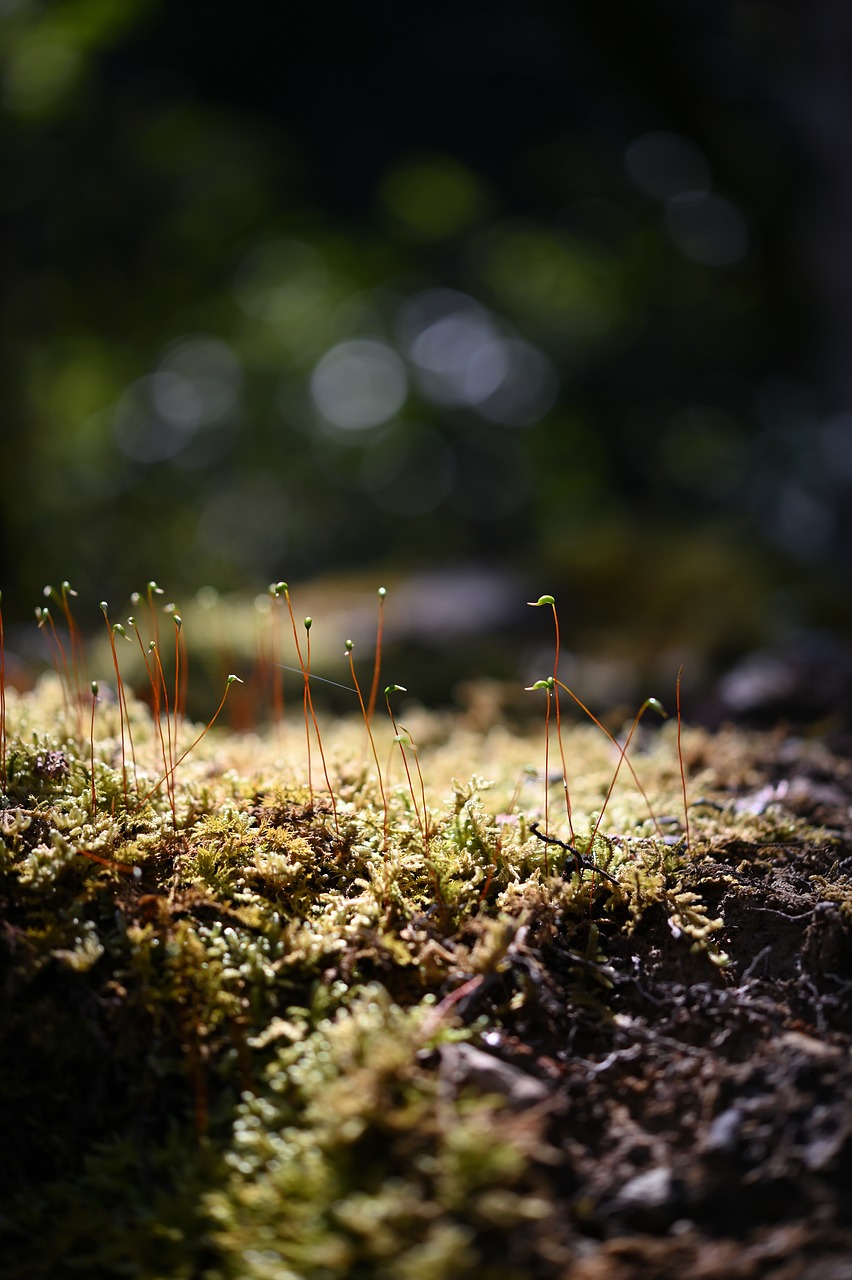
[346,640,388,848]
[100,603,137,799]
[133,674,243,814]
[366,586,387,724]
[89,681,99,813]
[385,685,441,904]
[677,665,690,851]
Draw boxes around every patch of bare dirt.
[455,730,852,1276]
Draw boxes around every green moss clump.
[2,637,838,1278]
[208,986,553,1280]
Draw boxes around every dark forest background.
[3,0,852,710]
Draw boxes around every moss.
[207,986,552,1280]
[1,612,844,1278]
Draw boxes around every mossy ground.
[2,666,851,1279]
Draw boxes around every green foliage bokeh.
[1,0,847,663]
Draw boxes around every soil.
[448,728,852,1278]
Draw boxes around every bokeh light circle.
[310,339,408,430]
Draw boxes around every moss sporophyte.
[8,582,839,1279]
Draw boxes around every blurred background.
[2,0,852,723]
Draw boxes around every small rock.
[704,1106,742,1155]
[611,1165,674,1213]
[439,1042,550,1110]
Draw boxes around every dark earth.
[443,725,852,1278]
